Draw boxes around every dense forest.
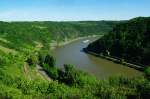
[86,17,150,67]
[0,21,118,55]
[0,21,117,42]
[0,19,150,98]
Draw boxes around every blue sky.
[0,0,150,21]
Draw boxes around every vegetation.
[0,21,118,43]
[44,54,56,68]
[27,53,150,99]
[0,19,150,98]
[86,17,150,67]
[145,67,150,80]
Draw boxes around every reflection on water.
[52,37,143,79]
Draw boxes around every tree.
[86,17,150,66]
[144,67,150,80]
[26,55,39,66]
[63,64,77,85]
[44,54,56,67]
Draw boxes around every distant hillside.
[0,21,118,48]
[42,21,119,39]
[86,17,150,66]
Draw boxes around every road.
[36,65,52,81]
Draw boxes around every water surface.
[52,37,143,79]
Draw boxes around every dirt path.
[23,62,31,80]
[36,65,52,81]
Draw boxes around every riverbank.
[37,35,100,81]
[50,35,101,50]
[83,49,145,71]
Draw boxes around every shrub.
[144,67,150,80]
[62,64,97,87]
[44,54,56,67]
[26,55,39,66]
[43,64,59,80]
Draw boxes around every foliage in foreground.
[1,66,150,99]
[39,54,150,99]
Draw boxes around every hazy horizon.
[0,0,150,21]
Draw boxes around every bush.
[26,55,39,66]
[44,54,56,67]
[144,67,150,80]
[43,64,59,80]
[0,83,22,99]
[62,64,97,87]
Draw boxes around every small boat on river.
[83,40,90,43]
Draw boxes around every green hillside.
[86,17,150,66]
[0,21,118,51]
[0,20,150,98]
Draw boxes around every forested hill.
[86,17,150,66]
[0,21,119,53]
[0,21,118,41]
[42,21,119,39]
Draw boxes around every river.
[51,37,143,79]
